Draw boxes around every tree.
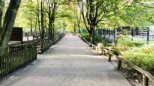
[46,0,57,42]
[0,0,21,55]
[78,0,121,44]
[0,0,4,33]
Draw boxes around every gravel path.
[0,34,131,86]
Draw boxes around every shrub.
[114,35,144,51]
[122,46,154,71]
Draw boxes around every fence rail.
[109,55,154,86]
[0,33,65,79]
[0,42,37,79]
[79,34,154,86]
[37,33,65,53]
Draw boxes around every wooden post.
[103,29,105,38]
[108,54,112,62]
[147,27,149,44]
[131,29,134,41]
[114,28,116,44]
[143,75,149,86]
[117,60,121,70]
[109,29,111,39]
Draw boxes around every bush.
[80,32,90,42]
[122,45,154,71]
[111,46,121,56]
[81,32,112,46]
[111,35,144,56]
[114,35,144,51]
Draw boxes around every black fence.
[95,27,154,44]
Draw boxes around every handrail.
[79,34,154,86]
[118,57,154,81]
[105,47,154,86]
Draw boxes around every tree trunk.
[51,3,56,44]
[0,0,4,37]
[92,29,96,44]
[30,19,33,36]
[47,2,53,40]
[47,0,56,43]
[40,0,45,51]
[89,27,96,45]
[74,22,76,35]
[37,0,41,38]
[0,0,21,55]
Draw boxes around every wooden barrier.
[0,42,37,79]
[116,56,154,86]
[38,33,65,53]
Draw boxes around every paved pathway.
[0,34,131,86]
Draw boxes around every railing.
[79,34,154,86]
[40,37,53,53]
[0,33,64,79]
[0,42,37,79]
[107,54,154,86]
[38,33,65,53]
[54,33,65,44]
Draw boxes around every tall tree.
[0,0,21,55]
[0,0,4,36]
[46,0,57,41]
[78,0,120,44]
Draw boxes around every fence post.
[117,59,121,70]
[147,27,149,44]
[143,75,149,86]
[114,28,116,44]
[108,54,112,62]
[131,29,134,41]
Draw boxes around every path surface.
[0,34,131,86]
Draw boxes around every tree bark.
[40,0,45,51]
[0,0,21,55]
[89,26,96,44]
[0,0,4,37]
[50,0,56,43]
[37,0,41,38]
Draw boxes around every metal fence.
[95,28,154,44]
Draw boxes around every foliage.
[80,29,112,46]
[15,1,37,31]
[80,29,90,41]
[78,0,124,44]
[112,35,144,55]
[117,35,144,50]
[122,45,154,70]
